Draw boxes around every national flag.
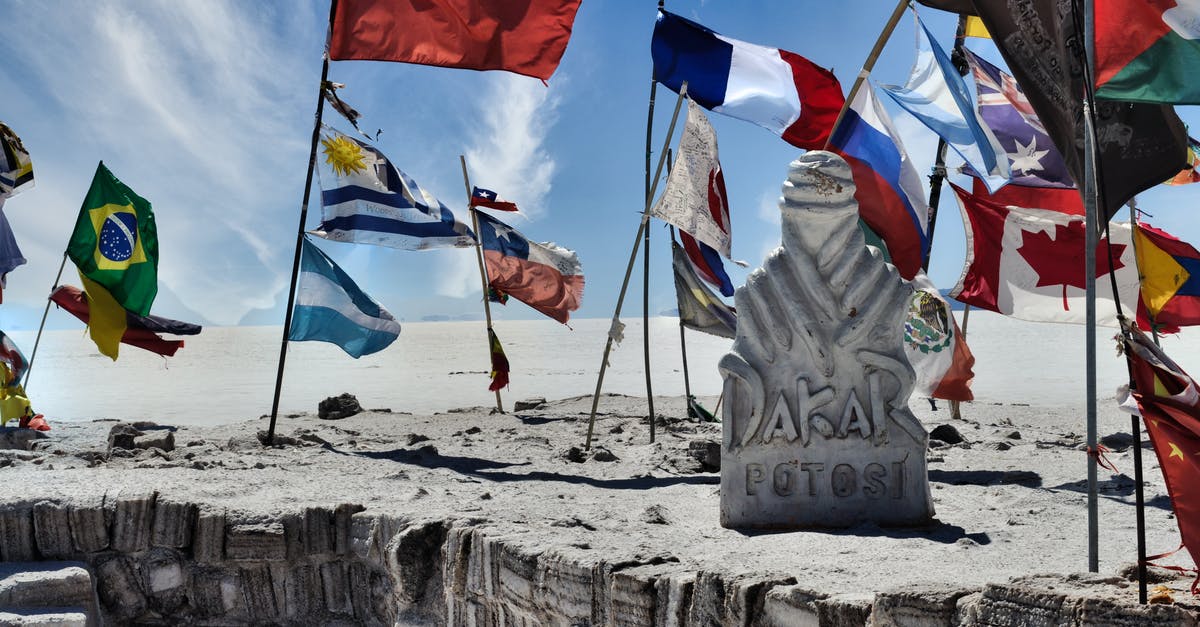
[1134,223,1200,331]
[828,85,930,280]
[651,100,734,260]
[679,232,734,297]
[965,0,1188,219]
[476,211,583,325]
[289,237,400,359]
[949,184,1139,326]
[1095,0,1200,104]
[963,50,1074,190]
[0,330,27,387]
[1122,319,1200,587]
[471,187,519,213]
[880,18,1010,192]
[672,241,736,339]
[487,328,509,392]
[313,127,475,250]
[329,0,581,81]
[904,274,975,402]
[0,200,27,303]
[322,82,374,141]
[0,122,33,197]
[651,10,845,150]
[49,284,200,358]
[964,16,990,39]
[66,162,158,317]
[971,178,1084,216]
[1166,137,1200,186]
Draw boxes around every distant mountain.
[238,304,285,327]
[421,314,451,322]
[150,283,215,327]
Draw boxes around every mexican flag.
[1096,0,1200,104]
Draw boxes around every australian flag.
[965,50,1073,189]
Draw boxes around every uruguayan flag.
[289,237,400,358]
[880,17,1010,193]
[312,126,474,250]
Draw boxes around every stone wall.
[0,494,1196,625]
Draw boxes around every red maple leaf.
[1017,221,1127,311]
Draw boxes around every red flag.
[330,0,582,81]
[970,178,1083,216]
[487,328,509,392]
[49,285,199,357]
[1124,321,1200,587]
[471,187,519,213]
[1134,223,1200,333]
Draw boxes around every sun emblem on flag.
[321,134,367,177]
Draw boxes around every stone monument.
[719,151,934,529]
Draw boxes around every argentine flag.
[289,237,400,358]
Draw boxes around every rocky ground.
[0,392,1195,613]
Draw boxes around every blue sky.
[1,1,1198,330]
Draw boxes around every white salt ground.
[0,392,1194,607]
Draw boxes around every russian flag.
[829,86,930,280]
[651,10,844,150]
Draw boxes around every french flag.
[829,86,930,280]
[651,10,845,150]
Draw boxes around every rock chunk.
[318,393,362,420]
[930,424,966,445]
[514,397,546,411]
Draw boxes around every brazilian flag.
[66,162,158,316]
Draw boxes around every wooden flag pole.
[266,0,338,446]
[585,82,688,450]
[643,79,658,442]
[822,0,911,150]
[670,227,694,410]
[950,304,970,420]
[460,156,504,414]
[20,253,68,390]
[1125,203,1150,603]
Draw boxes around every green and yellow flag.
[66,162,158,317]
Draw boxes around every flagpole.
[585,82,688,450]
[1082,0,1100,573]
[1125,202,1150,603]
[950,304,970,420]
[266,0,338,446]
[460,156,504,414]
[20,253,68,390]
[643,77,658,443]
[670,226,695,413]
[823,0,910,150]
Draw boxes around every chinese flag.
[329,0,582,81]
[1125,320,1200,583]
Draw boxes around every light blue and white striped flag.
[880,17,1010,192]
[289,237,400,358]
[312,126,475,250]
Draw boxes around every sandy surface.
[0,393,1195,605]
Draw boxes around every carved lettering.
[831,464,856,497]
[761,392,799,443]
[838,391,871,439]
[773,463,795,496]
[892,461,905,499]
[746,464,765,495]
[863,463,886,499]
[800,462,824,496]
[868,372,889,445]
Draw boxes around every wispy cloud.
[0,0,318,324]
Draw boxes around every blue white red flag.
[965,50,1074,190]
[680,232,733,297]
[476,211,583,324]
[289,237,401,358]
[880,19,1009,192]
[313,127,475,250]
[651,10,845,150]
[471,186,519,212]
[829,86,930,280]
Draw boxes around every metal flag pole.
[643,77,658,443]
[823,0,911,150]
[1082,0,1100,573]
[670,227,694,409]
[266,0,339,446]
[460,156,504,414]
[585,83,688,450]
[1125,202,1150,603]
[21,253,69,390]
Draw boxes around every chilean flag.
[471,186,519,213]
[476,211,584,325]
[651,10,845,150]
[829,86,930,280]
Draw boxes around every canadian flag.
[949,184,1139,326]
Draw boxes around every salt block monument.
[719,150,934,529]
